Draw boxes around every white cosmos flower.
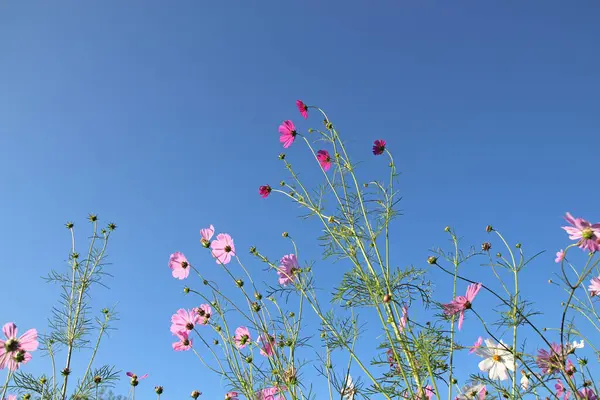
[341,375,356,400]
[477,339,515,381]
[520,371,529,390]
[566,339,584,354]
[456,383,486,400]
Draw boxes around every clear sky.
[1,1,599,399]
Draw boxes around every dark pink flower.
[442,283,482,330]
[536,342,563,374]
[296,100,308,119]
[200,224,215,247]
[279,120,297,149]
[555,249,565,263]
[469,336,483,354]
[562,212,600,252]
[225,392,239,400]
[589,276,600,296]
[211,233,236,265]
[398,305,408,332]
[255,387,284,400]
[317,150,332,171]
[0,322,38,371]
[170,309,200,334]
[555,380,570,400]
[234,326,251,349]
[277,254,300,286]
[257,333,276,357]
[372,139,386,155]
[169,252,190,280]
[259,185,272,198]
[172,331,193,351]
[195,304,212,325]
[579,388,598,400]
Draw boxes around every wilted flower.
[398,305,408,332]
[259,185,272,198]
[341,375,357,400]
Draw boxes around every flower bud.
[282,232,288,238]
[249,246,257,254]
[39,377,47,385]
[88,214,98,222]
[203,279,209,285]
[215,325,222,332]
[328,216,335,224]
[496,252,502,257]
[444,226,451,232]
[65,222,74,229]
[279,180,285,187]
[213,339,219,345]
[486,225,493,233]
[383,294,392,304]
[236,279,244,288]
[245,356,253,363]
[252,302,261,312]
[288,312,295,318]
[155,386,164,395]
[94,376,102,384]
[62,368,71,376]
[278,153,286,160]
[191,390,202,399]
[450,378,457,384]
[254,292,262,300]
[481,242,491,251]
[427,256,437,265]
[184,287,190,294]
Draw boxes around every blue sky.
[1,0,599,398]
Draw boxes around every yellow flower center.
[493,354,502,362]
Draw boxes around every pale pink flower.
[566,359,576,376]
[422,385,434,400]
[536,342,563,374]
[225,392,239,400]
[555,249,565,263]
[257,333,276,357]
[234,326,251,349]
[317,150,332,171]
[3,395,16,400]
[279,120,297,148]
[195,304,212,325]
[470,336,483,354]
[372,139,386,155]
[170,309,201,334]
[259,185,272,198]
[579,388,598,400]
[0,322,38,371]
[456,384,486,400]
[277,254,300,286]
[442,283,482,330]
[200,224,215,247]
[172,331,193,351]
[169,252,190,280]
[296,100,308,119]
[398,305,408,332]
[256,387,284,400]
[589,276,600,296]
[555,380,570,400]
[211,233,236,265]
[562,212,600,252]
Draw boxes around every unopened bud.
[427,256,437,265]
[94,376,102,384]
[191,390,202,399]
[282,232,288,238]
[444,226,451,232]
[254,292,262,300]
[516,243,521,249]
[481,242,491,251]
[486,225,493,233]
[383,294,392,304]
[278,153,286,160]
[236,279,244,288]
[155,386,164,395]
[184,287,190,294]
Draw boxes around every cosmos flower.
[562,212,600,252]
[234,326,251,349]
[277,254,300,286]
[442,283,482,330]
[477,339,515,381]
[317,150,332,171]
[0,322,38,371]
[279,120,297,148]
[169,252,190,280]
[296,100,308,119]
[211,233,236,265]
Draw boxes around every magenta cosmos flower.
[200,224,215,247]
[126,371,148,384]
[195,304,212,325]
[372,139,386,155]
[589,276,600,296]
[255,387,284,400]
[0,322,38,371]
[562,212,600,252]
[442,283,482,330]
[296,100,308,119]
[211,233,236,265]
[536,342,564,374]
[225,392,239,400]
[555,380,569,400]
[172,330,192,351]
[555,249,565,263]
[170,309,200,334]
[234,326,251,349]
[169,252,190,280]
[317,150,332,171]
[257,333,276,357]
[579,388,598,400]
[279,120,297,148]
[259,185,272,198]
[277,254,300,286]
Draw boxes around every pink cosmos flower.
[372,139,386,155]
[296,100,308,119]
[536,342,563,374]
[126,371,148,381]
[170,309,201,334]
[195,304,212,325]
[566,359,576,376]
[0,322,38,371]
[234,326,251,349]
[562,212,600,252]
[277,254,300,286]
[259,185,272,198]
[470,336,483,354]
[387,348,397,369]
[317,150,332,171]
[200,224,215,247]
[555,249,565,263]
[398,304,408,332]
[579,388,598,400]
[555,380,570,400]
[257,333,276,357]
[279,120,297,148]
[589,276,600,296]
[225,392,239,400]
[211,233,236,265]
[422,385,434,400]
[255,387,284,400]
[172,331,193,351]
[442,283,482,330]
[3,395,16,400]
[169,252,190,280]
